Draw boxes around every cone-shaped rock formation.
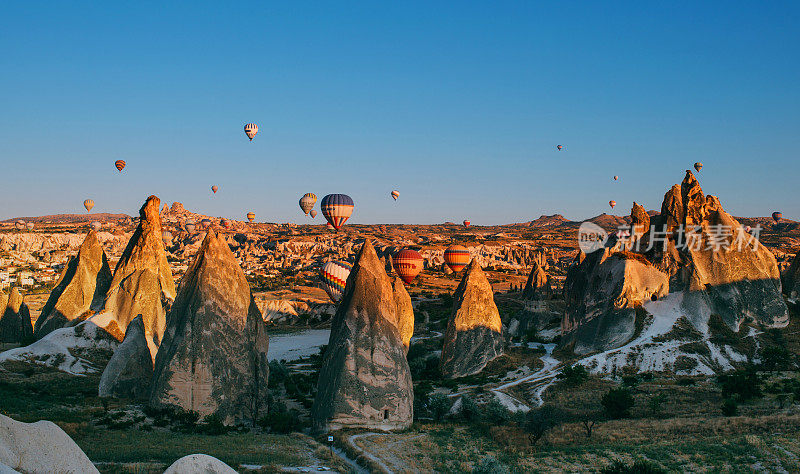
[522,261,550,300]
[440,261,504,378]
[99,315,153,399]
[0,287,33,344]
[311,239,413,431]
[392,276,414,352]
[34,230,112,339]
[103,195,176,358]
[149,229,269,424]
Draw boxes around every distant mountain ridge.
[2,213,131,224]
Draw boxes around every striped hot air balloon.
[115,160,126,172]
[321,194,354,230]
[557,145,563,151]
[463,220,471,228]
[247,212,255,222]
[90,221,102,232]
[694,162,703,172]
[444,245,471,273]
[201,218,212,229]
[221,218,231,229]
[244,123,258,141]
[609,200,616,209]
[26,222,34,231]
[326,222,334,231]
[310,209,317,218]
[299,193,317,215]
[162,230,173,245]
[391,190,400,201]
[320,260,352,303]
[393,249,424,285]
[84,199,94,212]
[184,219,196,233]
[14,220,25,230]
[772,211,783,223]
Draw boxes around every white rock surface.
[0,414,98,473]
[163,454,236,474]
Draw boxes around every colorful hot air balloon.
[247,212,255,223]
[115,160,126,172]
[321,194,354,230]
[393,249,424,285]
[613,175,619,181]
[320,260,352,303]
[444,245,471,273]
[201,218,212,229]
[211,185,218,194]
[91,221,102,232]
[310,209,317,218]
[162,230,173,245]
[463,220,471,228]
[221,218,231,229]
[184,219,196,233]
[244,123,258,141]
[772,212,783,223]
[609,200,616,209]
[84,199,94,212]
[299,193,317,215]
[14,220,25,230]
[26,222,34,231]
[557,145,563,151]
[391,190,400,201]
[326,222,334,231]
[694,162,703,172]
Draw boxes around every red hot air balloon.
[211,185,218,194]
[326,222,334,231]
[463,220,471,228]
[115,160,126,172]
[321,194,354,230]
[310,209,317,218]
[772,212,783,223]
[444,245,470,273]
[393,249,424,285]
[609,200,616,209]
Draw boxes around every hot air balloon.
[84,199,94,212]
[320,260,352,303]
[211,185,218,194]
[694,162,703,172]
[772,212,783,223]
[609,200,616,209]
[299,193,317,215]
[463,220,471,228]
[613,175,619,181]
[91,221,102,232]
[247,212,255,223]
[393,249,424,285]
[221,218,231,229]
[326,222,334,231]
[557,145,563,151]
[444,245,471,273]
[162,230,173,245]
[14,220,25,230]
[244,123,258,141]
[184,219,196,233]
[391,190,400,201]
[115,160,126,172]
[321,194,354,230]
[26,222,34,231]
[201,218,212,229]
[310,209,317,218]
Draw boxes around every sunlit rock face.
[0,287,33,344]
[391,275,414,352]
[34,230,112,339]
[149,229,269,425]
[311,239,413,431]
[440,261,504,378]
[103,195,176,358]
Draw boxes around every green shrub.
[557,364,589,386]
[601,459,666,473]
[428,393,451,422]
[717,368,761,401]
[721,398,738,416]
[602,387,634,419]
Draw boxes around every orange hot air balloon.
[613,175,618,181]
[115,160,126,172]
[244,123,258,141]
[463,220,471,227]
[84,199,95,212]
[694,162,703,172]
[391,190,400,201]
[393,249,424,285]
[310,209,317,218]
[444,244,470,273]
[557,145,563,151]
[609,200,616,209]
[211,185,218,194]
[247,212,255,222]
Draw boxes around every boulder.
[0,288,32,344]
[440,261,504,378]
[392,276,414,352]
[103,195,176,359]
[311,239,413,431]
[34,231,112,339]
[150,229,269,424]
[783,252,800,302]
[99,315,153,399]
[163,454,236,474]
[0,414,98,473]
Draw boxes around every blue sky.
[1,1,798,224]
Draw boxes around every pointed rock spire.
[99,315,153,399]
[522,261,550,300]
[312,239,413,431]
[149,228,269,424]
[391,276,414,352]
[440,261,504,378]
[34,230,112,339]
[103,195,176,358]
[0,287,33,343]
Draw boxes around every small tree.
[647,393,667,418]
[602,387,634,419]
[721,398,738,416]
[523,405,566,445]
[557,364,589,386]
[428,393,451,422]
